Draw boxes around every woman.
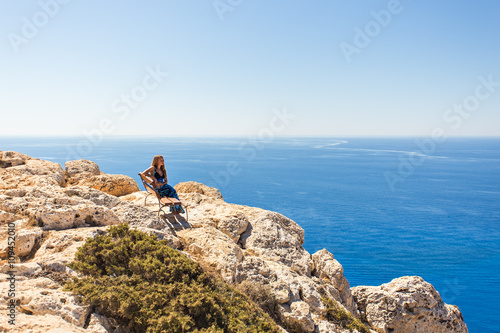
[143,155,185,214]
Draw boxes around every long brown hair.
[151,155,166,177]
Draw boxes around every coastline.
[0,150,469,332]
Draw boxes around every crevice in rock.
[84,215,98,227]
[298,286,304,301]
[83,305,96,329]
[237,223,253,249]
[18,305,33,315]
[310,258,318,277]
[22,231,47,262]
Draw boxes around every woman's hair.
[151,155,166,176]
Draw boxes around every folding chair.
[138,172,188,221]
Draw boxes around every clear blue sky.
[1,0,499,137]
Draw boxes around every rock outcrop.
[65,159,140,196]
[0,151,468,333]
[0,151,65,189]
[174,181,224,200]
[352,276,468,333]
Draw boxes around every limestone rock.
[313,317,345,333]
[352,276,468,333]
[0,273,111,333]
[239,209,313,276]
[111,200,168,231]
[0,209,19,224]
[279,301,315,332]
[36,202,120,230]
[0,185,176,240]
[235,255,272,283]
[177,226,243,283]
[312,249,356,314]
[63,185,122,208]
[175,181,224,200]
[162,188,354,331]
[0,151,30,168]
[87,312,127,333]
[0,313,89,333]
[177,198,249,241]
[216,211,249,243]
[65,159,139,197]
[64,159,101,185]
[33,227,108,267]
[235,258,293,305]
[0,153,65,189]
[79,174,140,197]
[0,262,42,276]
[0,276,90,327]
[0,227,43,259]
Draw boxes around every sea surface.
[1,136,499,332]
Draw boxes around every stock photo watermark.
[65,65,168,161]
[6,222,17,325]
[213,0,244,21]
[209,107,296,187]
[385,74,499,190]
[440,277,466,304]
[7,0,72,53]
[339,0,410,64]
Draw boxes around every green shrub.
[65,224,280,333]
[236,280,277,316]
[322,297,370,333]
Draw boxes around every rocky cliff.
[0,151,468,333]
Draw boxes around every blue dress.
[154,169,184,213]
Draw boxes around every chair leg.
[158,202,163,216]
[144,192,151,207]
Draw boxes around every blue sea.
[1,136,499,333]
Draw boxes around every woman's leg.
[157,185,184,213]
[157,184,178,199]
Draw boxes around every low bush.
[65,224,280,333]
[321,297,370,333]
[236,280,277,316]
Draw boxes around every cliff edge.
[0,151,468,333]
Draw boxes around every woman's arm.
[141,166,156,186]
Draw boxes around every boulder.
[279,301,315,332]
[177,226,244,283]
[175,181,224,200]
[0,209,19,224]
[239,208,313,276]
[0,151,30,168]
[0,152,65,189]
[79,174,140,197]
[65,159,139,197]
[0,227,43,259]
[64,159,101,185]
[352,276,468,333]
[312,249,356,314]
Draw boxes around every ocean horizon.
[1,136,499,332]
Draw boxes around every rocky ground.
[0,151,468,333]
